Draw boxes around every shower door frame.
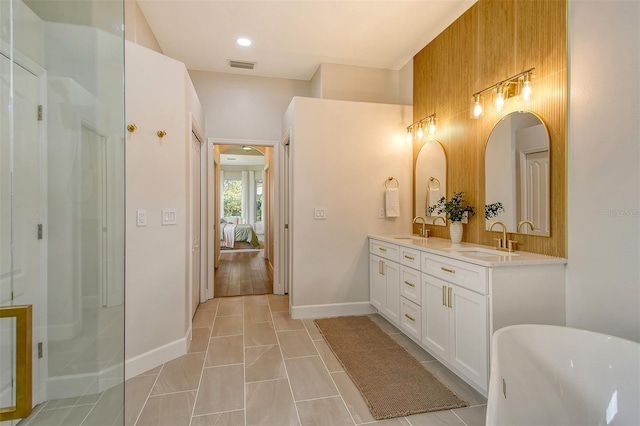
[0,44,49,415]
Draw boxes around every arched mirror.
[484,111,550,235]
[415,140,447,226]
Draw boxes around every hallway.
[214,251,273,297]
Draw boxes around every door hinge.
[37,224,43,240]
[37,105,43,121]
[38,342,43,359]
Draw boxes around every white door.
[369,255,385,311]
[449,284,488,389]
[421,274,449,360]
[191,132,202,318]
[79,126,107,309]
[382,261,400,325]
[521,150,549,235]
[0,55,44,422]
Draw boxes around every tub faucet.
[489,220,512,252]
[413,216,427,237]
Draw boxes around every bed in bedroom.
[220,219,260,249]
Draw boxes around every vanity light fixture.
[494,84,505,111]
[470,68,535,119]
[471,95,483,118]
[406,113,437,143]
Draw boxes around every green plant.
[427,191,476,222]
[485,202,505,220]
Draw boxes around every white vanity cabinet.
[368,236,566,396]
[422,256,488,390]
[369,240,400,325]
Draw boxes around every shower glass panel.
[1,0,124,425]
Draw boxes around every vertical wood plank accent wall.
[413,0,567,257]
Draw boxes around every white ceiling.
[137,0,477,81]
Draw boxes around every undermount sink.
[451,247,519,257]
[391,235,426,240]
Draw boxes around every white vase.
[450,221,463,244]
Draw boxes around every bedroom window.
[256,180,263,222]
[223,179,242,217]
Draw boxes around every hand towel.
[385,188,400,217]
[426,188,441,216]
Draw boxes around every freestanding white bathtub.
[486,324,640,426]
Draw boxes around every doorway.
[212,143,274,297]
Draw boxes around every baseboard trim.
[125,330,190,380]
[290,302,376,320]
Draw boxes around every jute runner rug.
[314,315,468,420]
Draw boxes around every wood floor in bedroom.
[214,250,273,297]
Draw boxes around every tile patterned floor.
[22,294,487,425]
[127,294,487,426]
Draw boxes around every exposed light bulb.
[416,125,424,140]
[406,128,412,143]
[473,99,483,118]
[495,89,505,111]
[522,80,532,101]
[428,120,436,135]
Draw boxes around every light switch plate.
[161,208,177,225]
[314,208,326,220]
[378,208,385,218]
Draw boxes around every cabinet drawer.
[399,246,421,269]
[400,298,422,341]
[421,253,488,294]
[400,266,421,305]
[369,239,399,262]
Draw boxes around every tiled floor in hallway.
[126,294,487,425]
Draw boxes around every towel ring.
[384,177,399,189]
[428,176,441,190]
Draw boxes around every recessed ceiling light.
[242,146,252,151]
[237,38,252,47]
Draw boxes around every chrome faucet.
[413,216,427,237]
[517,220,535,233]
[488,220,514,252]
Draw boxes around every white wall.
[189,71,311,141]
[284,97,413,318]
[125,0,162,54]
[398,59,413,106]
[567,0,640,342]
[311,63,406,105]
[125,41,201,376]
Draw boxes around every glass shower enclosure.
[1,0,125,424]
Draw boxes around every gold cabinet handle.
[448,287,453,308]
[442,285,446,306]
[378,247,387,252]
[441,267,455,274]
[379,260,385,276]
[404,281,415,288]
[404,313,416,322]
[404,255,415,261]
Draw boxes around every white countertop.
[368,234,567,267]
